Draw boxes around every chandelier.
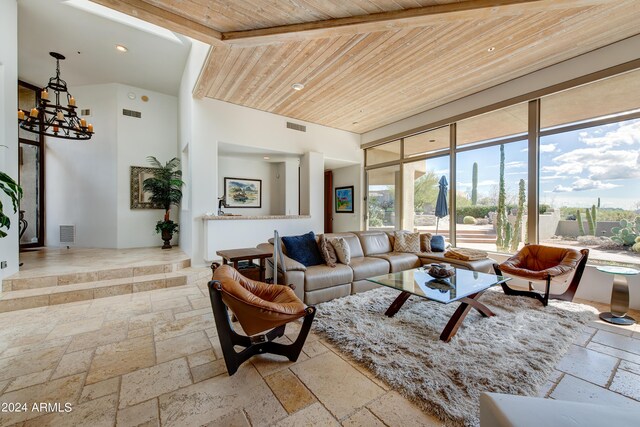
[18,52,94,140]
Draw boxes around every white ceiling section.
[18,0,191,96]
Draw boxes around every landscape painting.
[335,186,354,213]
[224,177,262,208]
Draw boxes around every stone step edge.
[3,258,192,292]
[0,273,202,313]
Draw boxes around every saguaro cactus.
[510,179,526,252]
[577,210,585,236]
[471,162,478,206]
[496,145,508,251]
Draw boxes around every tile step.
[0,272,192,313]
[3,259,191,292]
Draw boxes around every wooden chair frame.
[208,280,316,376]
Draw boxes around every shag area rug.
[314,287,598,427]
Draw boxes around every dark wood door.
[324,170,333,233]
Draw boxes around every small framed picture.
[224,177,262,208]
[335,186,354,213]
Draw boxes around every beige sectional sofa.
[258,230,495,305]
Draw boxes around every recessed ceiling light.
[291,83,305,91]
[487,47,495,52]
[263,156,270,160]
[116,44,128,52]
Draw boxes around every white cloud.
[552,178,620,193]
[580,121,640,149]
[546,147,640,181]
[505,161,525,169]
[540,143,557,153]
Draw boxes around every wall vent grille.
[80,108,91,116]
[286,122,306,132]
[60,225,76,245]
[123,109,142,118]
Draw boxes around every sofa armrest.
[257,243,307,272]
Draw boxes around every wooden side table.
[215,247,273,282]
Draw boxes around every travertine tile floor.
[0,275,639,427]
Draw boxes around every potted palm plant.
[0,170,22,238]
[142,156,184,249]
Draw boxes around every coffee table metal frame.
[367,268,510,342]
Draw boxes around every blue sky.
[420,117,640,210]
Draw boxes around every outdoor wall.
[115,84,178,248]
[363,35,640,144]
[45,83,178,249]
[0,0,19,280]
[331,164,363,232]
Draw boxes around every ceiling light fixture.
[487,47,496,52]
[116,44,128,52]
[263,156,270,160]
[291,83,305,91]
[18,52,94,140]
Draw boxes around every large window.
[403,156,450,235]
[367,165,400,229]
[364,67,640,265]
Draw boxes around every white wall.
[45,83,178,248]
[179,40,362,266]
[363,35,640,144]
[116,84,178,248]
[331,164,363,232]
[45,84,118,248]
[0,0,19,280]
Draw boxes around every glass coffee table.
[367,267,511,342]
[596,265,640,326]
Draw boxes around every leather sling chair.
[208,265,316,376]
[493,245,589,307]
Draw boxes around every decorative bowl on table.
[427,263,455,279]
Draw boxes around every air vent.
[60,225,76,246]
[286,122,306,132]
[123,109,142,118]
[80,108,91,116]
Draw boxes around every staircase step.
[3,259,191,292]
[0,272,190,313]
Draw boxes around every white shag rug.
[313,287,598,427]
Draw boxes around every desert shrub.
[463,216,476,225]
[475,218,490,225]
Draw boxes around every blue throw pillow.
[430,235,446,252]
[281,232,324,267]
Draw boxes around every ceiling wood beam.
[221,0,612,47]
[91,0,223,45]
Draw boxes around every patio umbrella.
[435,175,448,234]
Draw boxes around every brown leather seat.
[494,245,589,306]
[209,265,315,375]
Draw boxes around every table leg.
[600,274,635,326]
[259,258,266,282]
[385,291,411,317]
[440,291,495,342]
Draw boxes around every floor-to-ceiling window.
[538,68,640,265]
[363,65,640,265]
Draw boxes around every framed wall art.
[224,177,262,208]
[130,166,163,209]
[335,185,354,213]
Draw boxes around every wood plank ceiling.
[94,0,640,133]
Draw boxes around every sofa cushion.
[394,231,420,253]
[355,231,392,256]
[420,233,432,252]
[282,232,324,266]
[341,234,365,258]
[430,235,446,252]
[331,237,351,264]
[305,264,354,292]
[318,234,337,267]
[371,252,421,272]
[349,256,390,281]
